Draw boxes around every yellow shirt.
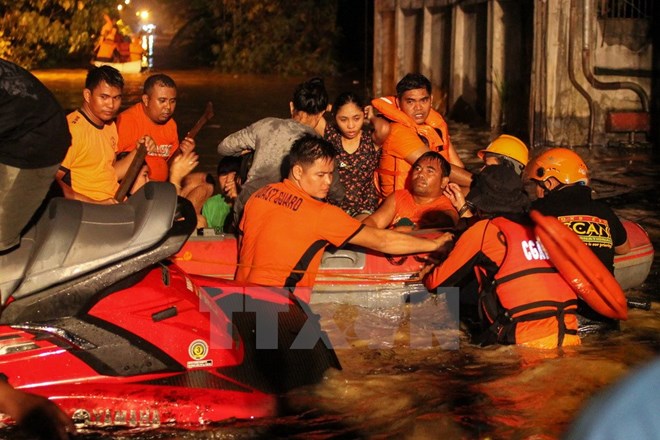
[62,110,119,201]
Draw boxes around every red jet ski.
[0,182,339,429]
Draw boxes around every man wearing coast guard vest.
[237,134,453,303]
[425,164,581,349]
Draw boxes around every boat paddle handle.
[115,141,147,202]
[185,101,214,139]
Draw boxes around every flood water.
[7,69,659,439]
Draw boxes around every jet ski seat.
[0,182,177,304]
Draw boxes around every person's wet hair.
[413,151,451,178]
[292,77,328,115]
[143,73,177,94]
[332,92,364,115]
[85,65,124,91]
[288,134,336,169]
[396,73,432,97]
[216,156,242,177]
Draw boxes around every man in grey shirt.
[218,77,337,226]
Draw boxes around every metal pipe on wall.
[581,0,650,114]
[569,0,595,147]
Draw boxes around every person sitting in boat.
[93,13,121,61]
[441,134,530,221]
[526,147,630,330]
[56,65,156,204]
[371,73,469,197]
[476,134,529,176]
[237,134,453,303]
[315,92,388,219]
[100,13,119,43]
[362,151,458,231]
[218,77,344,226]
[424,164,581,349]
[117,74,195,182]
[199,156,243,232]
[116,147,199,199]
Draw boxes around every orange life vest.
[371,96,452,196]
[477,217,580,348]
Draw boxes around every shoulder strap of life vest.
[475,218,578,346]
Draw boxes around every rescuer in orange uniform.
[424,164,581,348]
[527,148,629,331]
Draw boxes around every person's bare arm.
[170,149,200,194]
[362,194,396,228]
[448,164,473,188]
[349,226,453,255]
[55,169,117,205]
[443,183,473,219]
[404,146,431,165]
[365,106,389,146]
[114,135,157,180]
[113,148,137,181]
[445,141,465,168]
[0,378,74,440]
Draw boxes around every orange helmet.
[477,134,529,166]
[526,148,590,185]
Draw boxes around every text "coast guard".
[521,240,549,261]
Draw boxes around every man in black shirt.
[527,148,629,327]
[0,59,71,252]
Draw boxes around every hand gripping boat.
[174,220,653,305]
[0,183,339,429]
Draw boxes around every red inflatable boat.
[175,219,653,302]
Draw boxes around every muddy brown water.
[2,69,657,439]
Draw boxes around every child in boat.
[200,156,244,232]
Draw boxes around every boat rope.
[172,253,425,283]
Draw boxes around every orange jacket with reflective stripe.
[426,217,580,348]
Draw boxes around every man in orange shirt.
[238,134,453,303]
[116,74,195,181]
[362,151,458,230]
[372,73,467,196]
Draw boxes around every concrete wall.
[373,0,654,147]
[536,0,652,147]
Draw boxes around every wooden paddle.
[115,141,147,202]
[185,101,215,140]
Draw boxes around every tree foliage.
[168,0,339,75]
[0,0,115,68]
